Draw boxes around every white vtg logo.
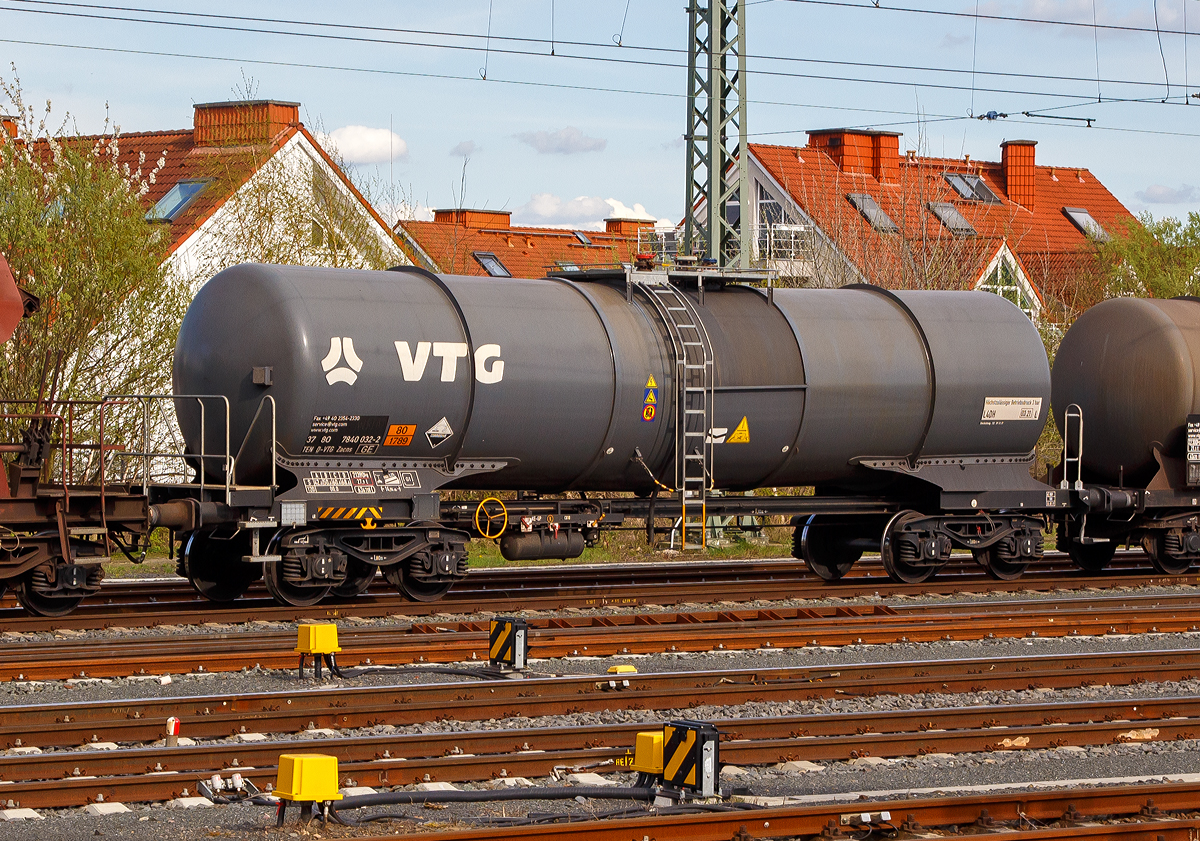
[322,337,363,385]
[323,337,504,386]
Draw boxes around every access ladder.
[642,282,714,549]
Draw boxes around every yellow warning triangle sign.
[726,416,750,444]
[644,390,656,404]
[646,375,657,388]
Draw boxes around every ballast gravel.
[4,579,1200,837]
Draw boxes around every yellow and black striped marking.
[315,506,383,521]
[663,723,699,788]
[662,720,719,795]
[488,617,528,669]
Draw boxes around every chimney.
[0,115,16,145]
[193,100,300,147]
[433,208,512,229]
[1001,140,1037,209]
[605,218,654,236]
[807,129,902,182]
[872,133,900,183]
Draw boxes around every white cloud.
[515,126,606,155]
[449,140,478,157]
[320,125,408,164]
[513,193,672,230]
[1135,184,1196,204]
[381,201,435,224]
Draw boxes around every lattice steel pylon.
[682,1,750,269]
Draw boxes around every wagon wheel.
[796,515,861,582]
[13,567,83,617]
[182,531,261,603]
[1143,533,1191,575]
[263,548,332,607]
[332,558,378,598]
[880,510,939,584]
[973,547,1028,581]
[384,561,454,603]
[1068,540,1117,574]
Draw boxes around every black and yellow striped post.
[662,720,719,797]
[488,617,528,670]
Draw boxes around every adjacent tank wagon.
[1051,296,1200,574]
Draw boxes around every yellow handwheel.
[474,496,508,539]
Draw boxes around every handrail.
[1060,403,1084,491]
[233,394,278,491]
[102,394,234,504]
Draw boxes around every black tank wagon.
[156,261,1060,605]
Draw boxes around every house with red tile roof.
[394,210,647,278]
[732,130,1135,318]
[3,100,409,283]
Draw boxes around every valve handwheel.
[474,497,508,539]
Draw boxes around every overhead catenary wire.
[0,4,1196,144]
[3,33,1198,143]
[1154,0,1171,100]
[0,0,1191,98]
[772,0,1199,37]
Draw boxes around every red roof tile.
[749,134,1135,309]
[395,216,644,278]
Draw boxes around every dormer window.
[944,173,1001,204]
[1062,207,1109,241]
[473,251,511,277]
[846,193,899,233]
[928,202,976,237]
[146,180,209,222]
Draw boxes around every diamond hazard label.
[425,416,454,448]
[726,416,750,444]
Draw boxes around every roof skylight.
[1062,207,1110,241]
[573,232,593,246]
[944,173,1001,204]
[146,180,209,222]
[846,193,899,233]
[928,202,977,237]
[473,251,512,277]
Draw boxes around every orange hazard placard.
[385,424,416,446]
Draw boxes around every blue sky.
[2,1,1199,228]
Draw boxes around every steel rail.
[4,592,1200,679]
[356,790,1200,841]
[4,648,1200,747]
[3,694,1200,793]
[0,550,1187,633]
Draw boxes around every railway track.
[357,781,1200,840]
[3,590,1200,680]
[0,648,1197,808]
[0,550,1193,633]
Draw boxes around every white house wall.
[165,132,407,289]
